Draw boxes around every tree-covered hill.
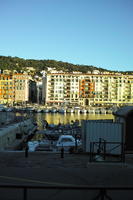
[0,55,112,74]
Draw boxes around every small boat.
[100,108,107,114]
[95,108,100,114]
[74,107,81,114]
[35,109,42,113]
[50,107,58,113]
[42,108,49,113]
[56,135,81,151]
[66,108,75,113]
[80,108,87,114]
[58,108,67,113]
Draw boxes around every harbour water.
[34,113,114,129]
[0,111,114,128]
[0,112,114,129]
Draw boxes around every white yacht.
[56,135,81,151]
[50,107,58,113]
[58,108,67,113]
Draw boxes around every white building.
[42,73,133,107]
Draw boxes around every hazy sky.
[0,0,133,71]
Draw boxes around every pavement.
[0,151,133,199]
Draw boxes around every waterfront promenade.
[0,151,133,199]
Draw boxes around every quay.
[0,106,133,199]
[0,152,132,199]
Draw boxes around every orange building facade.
[79,79,95,98]
[0,74,14,104]
[0,73,29,105]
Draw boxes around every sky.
[0,0,133,71]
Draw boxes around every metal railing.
[0,184,133,200]
[89,138,125,163]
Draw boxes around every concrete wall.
[0,119,35,150]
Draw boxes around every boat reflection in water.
[0,111,114,129]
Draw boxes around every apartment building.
[44,73,80,106]
[0,72,39,105]
[0,74,14,104]
[12,74,29,104]
[44,73,133,106]
[79,74,133,106]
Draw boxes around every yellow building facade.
[0,74,14,104]
[0,73,29,105]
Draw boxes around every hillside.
[0,55,113,74]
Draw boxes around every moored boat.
[56,135,82,151]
